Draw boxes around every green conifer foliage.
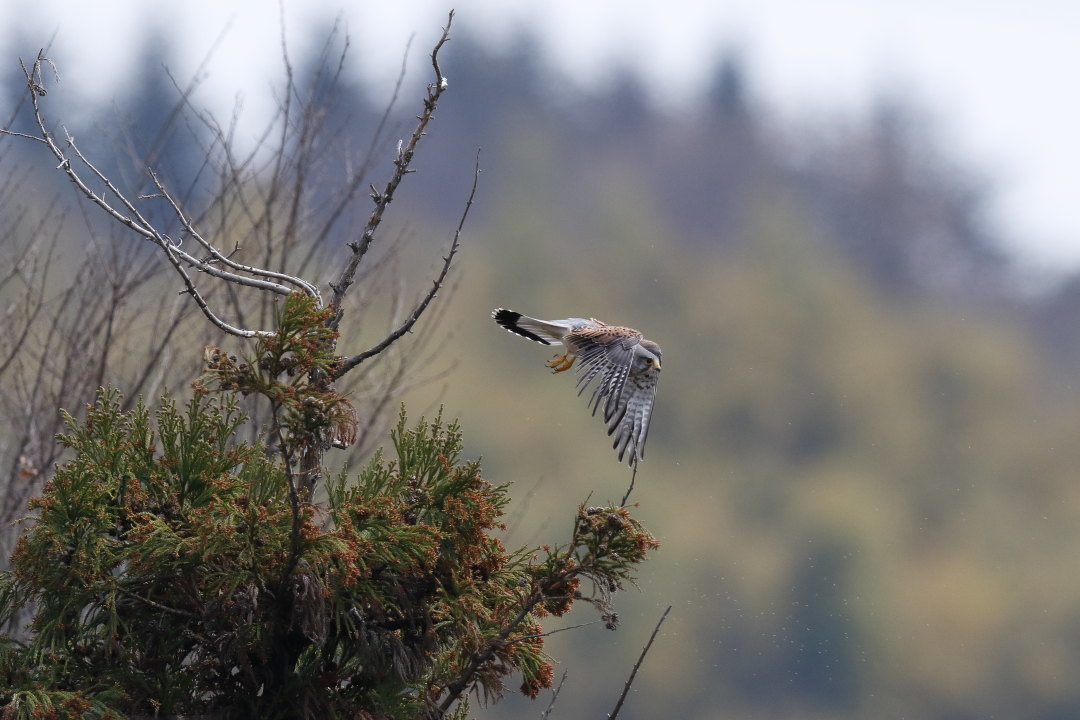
[0,294,658,720]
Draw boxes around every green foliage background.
[2,381,659,718]
[401,123,1080,719]
[5,20,1080,720]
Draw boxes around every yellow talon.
[546,353,576,373]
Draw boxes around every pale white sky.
[2,0,1077,274]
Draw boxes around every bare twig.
[334,146,478,378]
[116,588,197,619]
[501,621,604,651]
[621,460,639,507]
[541,671,569,720]
[1,52,318,338]
[310,36,412,253]
[504,619,600,645]
[1,15,470,569]
[327,10,455,330]
[146,170,321,299]
[608,605,671,720]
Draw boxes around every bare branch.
[311,36,412,252]
[0,213,57,379]
[334,146,477,378]
[505,619,601,645]
[621,460,639,507]
[541,671,569,720]
[59,128,299,298]
[122,291,194,409]
[3,52,320,338]
[116,588,197,619]
[0,128,46,144]
[146,169,321,300]
[608,605,672,720]
[327,10,455,329]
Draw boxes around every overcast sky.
[2,0,1077,276]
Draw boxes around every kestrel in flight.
[492,308,662,465]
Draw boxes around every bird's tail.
[491,308,566,345]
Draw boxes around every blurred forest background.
[4,15,1080,720]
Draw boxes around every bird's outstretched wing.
[492,308,660,465]
[606,369,659,464]
[572,325,643,420]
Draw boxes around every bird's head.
[634,340,662,372]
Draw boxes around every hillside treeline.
[3,22,1080,720]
